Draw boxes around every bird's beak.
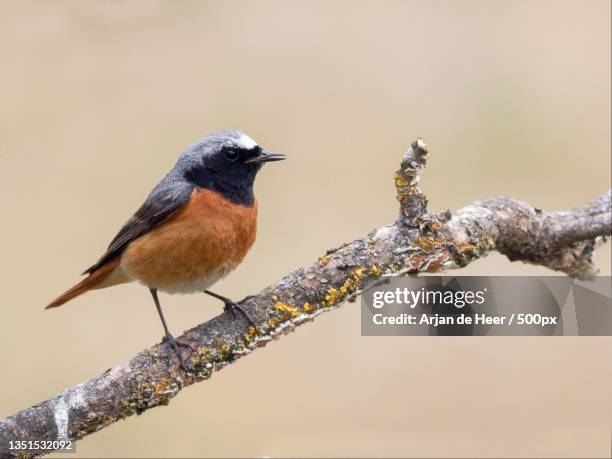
[244,151,286,164]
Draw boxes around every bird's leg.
[149,288,189,371]
[203,290,257,327]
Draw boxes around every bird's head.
[176,129,285,205]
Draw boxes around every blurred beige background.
[0,1,610,457]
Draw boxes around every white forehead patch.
[236,134,258,150]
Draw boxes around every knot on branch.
[395,138,429,226]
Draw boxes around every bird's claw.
[163,335,197,351]
[161,334,190,372]
[223,299,257,328]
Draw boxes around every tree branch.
[1,139,610,457]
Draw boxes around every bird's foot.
[223,298,257,328]
[161,334,191,372]
[162,334,197,351]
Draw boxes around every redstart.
[45,129,285,365]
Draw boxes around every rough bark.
[1,138,610,458]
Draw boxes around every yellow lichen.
[196,346,211,358]
[414,236,446,252]
[265,300,302,332]
[319,255,331,266]
[415,236,435,251]
[267,267,371,329]
[323,267,366,307]
[324,287,340,306]
[218,342,230,356]
[454,241,474,254]
[153,379,170,395]
[274,301,300,318]
[186,346,215,380]
[394,171,410,188]
[243,326,258,344]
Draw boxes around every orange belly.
[120,189,257,293]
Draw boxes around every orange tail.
[45,259,125,309]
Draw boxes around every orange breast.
[120,189,258,293]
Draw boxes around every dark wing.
[83,177,194,274]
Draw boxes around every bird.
[45,129,285,366]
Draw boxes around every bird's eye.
[224,149,240,162]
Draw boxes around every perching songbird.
[45,130,285,363]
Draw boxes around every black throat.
[183,164,258,207]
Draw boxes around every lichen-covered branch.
[1,139,610,458]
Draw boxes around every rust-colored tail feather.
[45,259,122,309]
